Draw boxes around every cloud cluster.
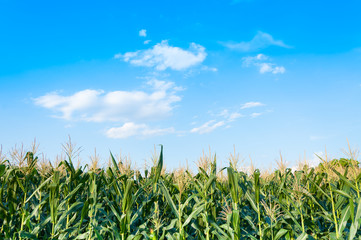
[242,54,285,74]
[33,80,182,122]
[222,31,290,52]
[115,40,207,71]
[34,30,283,139]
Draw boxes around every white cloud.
[106,122,174,139]
[191,120,225,134]
[250,112,263,118]
[222,31,291,52]
[241,101,265,109]
[242,54,285,74]
[34,89,103,120]
[34,80,182,122]
[228,112,243,121]
[139,29,147,37]
[144,40,151,44]
[259,63,285,74]
[115,40,207,71]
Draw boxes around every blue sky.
[1,0,361,170]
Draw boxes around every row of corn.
[1,145,361,239]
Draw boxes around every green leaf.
[0,164,5,177]
[332,188,352,199]
[154,144,163,186]
[110,151,121,176]
[160,181,179,219]
[182,203,205,227]
[275,229,288,240]
[338,205,350,234]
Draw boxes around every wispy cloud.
[217,109,244,122]
[139,29,147,37]
[191,101,266,134]
[242,53,268,64]
[222,31,291,52]
[309,135,328,141]
[228,112,243,121]
[201,66,218,72]
[241,101,265,109]
[34,80,182,122]
[115,40,207,71]
[106,122,174,139]
[190,120,225,134]
[250,112,263,118]
[144,40,151,44]
[242,54,285,74]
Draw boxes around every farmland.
[0,144,361,239]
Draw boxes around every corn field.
[1,145,361,240]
